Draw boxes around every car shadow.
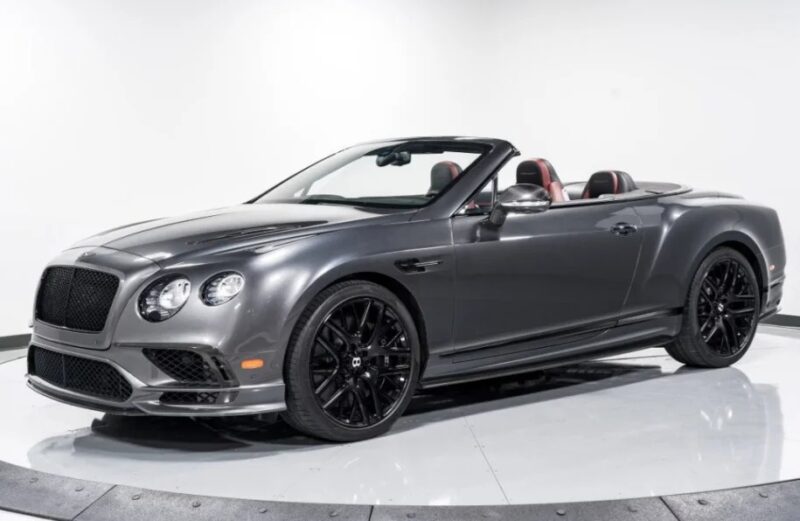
[24,354,784,503]
[85,359,667,450]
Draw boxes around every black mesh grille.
[36,267,119,332]
[28,346,132,402]
[143,349,222,384]
[159,391,219,405]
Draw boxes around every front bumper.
[26,336,287,417]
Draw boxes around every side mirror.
[487,183,551,227]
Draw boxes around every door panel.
[451,202,643,354]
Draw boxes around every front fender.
[253,218,455,379]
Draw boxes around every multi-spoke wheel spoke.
[323,320,351,347]
[314,369,338,395]
[323,385,349,410]
[696,257,757,357]
[309,296,413,428]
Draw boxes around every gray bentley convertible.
[27,137,785,441]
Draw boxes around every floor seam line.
[463,416,511,505]
[71,484,117,520]
[659,496,682,521]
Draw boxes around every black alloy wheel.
[283,281,420,442]
[696,257,758,357]
[666,247,761,368]
[311,297,413,427]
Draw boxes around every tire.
[282,280,421,442]
[666,247,761,368]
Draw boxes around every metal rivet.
[406,514,416,519]
[29,477,38,484]
[698,499,709,506]
[329,511,339,518]
[628,505,638,513]
[556,508,566,516]
[192,501,201,508]
[132,494,142,501]
[759,492,769,498]
[75,486,84,492]
[259,507,269,513]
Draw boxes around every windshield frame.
[249,139,491,210]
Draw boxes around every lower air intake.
[28,346,132,402]
[143,348,229,384]
[159,392,220,405]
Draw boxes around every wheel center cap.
[716,302,725,313]
[350,356,362,369]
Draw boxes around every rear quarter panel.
[624,191,785,317]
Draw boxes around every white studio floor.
[0,325,798,506]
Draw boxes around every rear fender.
[684,230,768,299]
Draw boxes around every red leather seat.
[516,159,567,202]
[581,170,637,199]
[429,160,484,211]
[428,161,462,196]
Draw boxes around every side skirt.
[419,344,652,389]
[420,310,682,386]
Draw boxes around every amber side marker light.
[241,359,264,370]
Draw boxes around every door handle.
[610,223,638,236]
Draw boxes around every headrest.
[516,159,560,188]
[429,161,462,195]
[582,170,637,198]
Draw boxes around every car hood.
[72,203,408,263]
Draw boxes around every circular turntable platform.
[1,325,799,507]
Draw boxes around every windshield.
[254,140,486,209]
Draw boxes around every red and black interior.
[581,170,637,199]
[439,158,640,212]
[516,159,568,202]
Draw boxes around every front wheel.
[666,247,760,368]
[282,281,420,442]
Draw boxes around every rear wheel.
[666,247,760,367]
[282,281,420,442]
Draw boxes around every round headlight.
[202,272,245,306]
[139,276,191,322]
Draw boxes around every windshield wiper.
[298,197,417,209]
[298,197,357,206]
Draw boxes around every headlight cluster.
[138,272,245,322]
[139,276,192,322]
[202,272,245,306]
